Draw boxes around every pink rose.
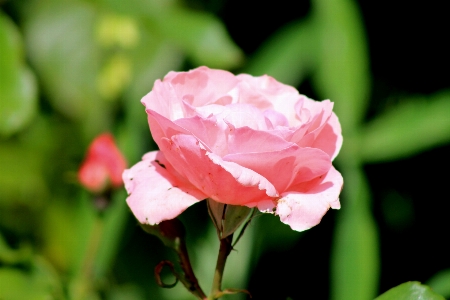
[123,67,343,231]
[79,133,127,193]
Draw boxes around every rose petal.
[295,99,335,148]
[236,74,301,123]
[158,134,278,205]
[216,103,268,130]
[174,115,229,156]
[123,151,207,225]
[311,112,343,160]
[224,145,331,193]
[142,79,183,120]
[146,109,189,146]
[275,166,343,231]
[263,109,290,129]
[227,125,294,155]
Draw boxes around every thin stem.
[209,234,233,300]
[177,241,208,300]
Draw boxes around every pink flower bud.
[78,133,127,193]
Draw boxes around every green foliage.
[375,281,445,300]
[426,269,450,299]
[311,0,371,133]
[0,12,38,137]
[359,90,450,162]
[244,18,318,86]
[0,242,63,300]
[331,170,379,300]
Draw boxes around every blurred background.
[0,0,449,299]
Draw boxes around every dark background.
[215,1,449,298]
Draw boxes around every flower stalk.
[176,240,208,299]
[209,234,233,300]
[142,220,207,299]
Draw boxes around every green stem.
[209,234,233,300]
[176,241,208,300]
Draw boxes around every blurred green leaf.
[426,269,450,298]
[311,0,370,132]
[21,0,115,139]
[359,90,450,163]
[0,232,33,264]
[23,0,101,119]
[375,281,445,300]
[40,193,96,274]
[0,143,48,207]
[244,18,318,86]
[0,12,38,137]
[0,114,58,234]
[106,284,146,300]
[94,190,130,280]
[98,0,178,17]
[0,268,50,300]
[151,8,243,69]
[332,208,379,300]
[331,167,379,300]
[0,257,62,300]
[120,39,183,163]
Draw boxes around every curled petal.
[142,67,239,119]
[225,145,331,193]
[236,73,302,124]
[123,151,207,225]
[311,112,343,160]
[159,134,278,205]
[175,115,230,157]
[275,166,343,231]
[294,100,334,146]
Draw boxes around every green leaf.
[0,143,48,208]
[331,167,379,300]
[0,268,49,300]
[426,269,450,298]
[244,18,318,86]
[22,0,102,120]
[21,0,119,140]
[207,199,225,236]
[359,90,450,163]
[375,281,445,300]
[0,232,33,264]
[0,257,62,300]
[311,0,370,132]
[98,0,178,17]
[222,205,252,239]
[331,208,379,300]
[140,218,186,250]
[93,190,130,280]
[120,38,183,163]
[0,12,38,137]
[106,284,146,300]
[152,8,244,69]
[39,192,96,273]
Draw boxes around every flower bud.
[78,133,127,193]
